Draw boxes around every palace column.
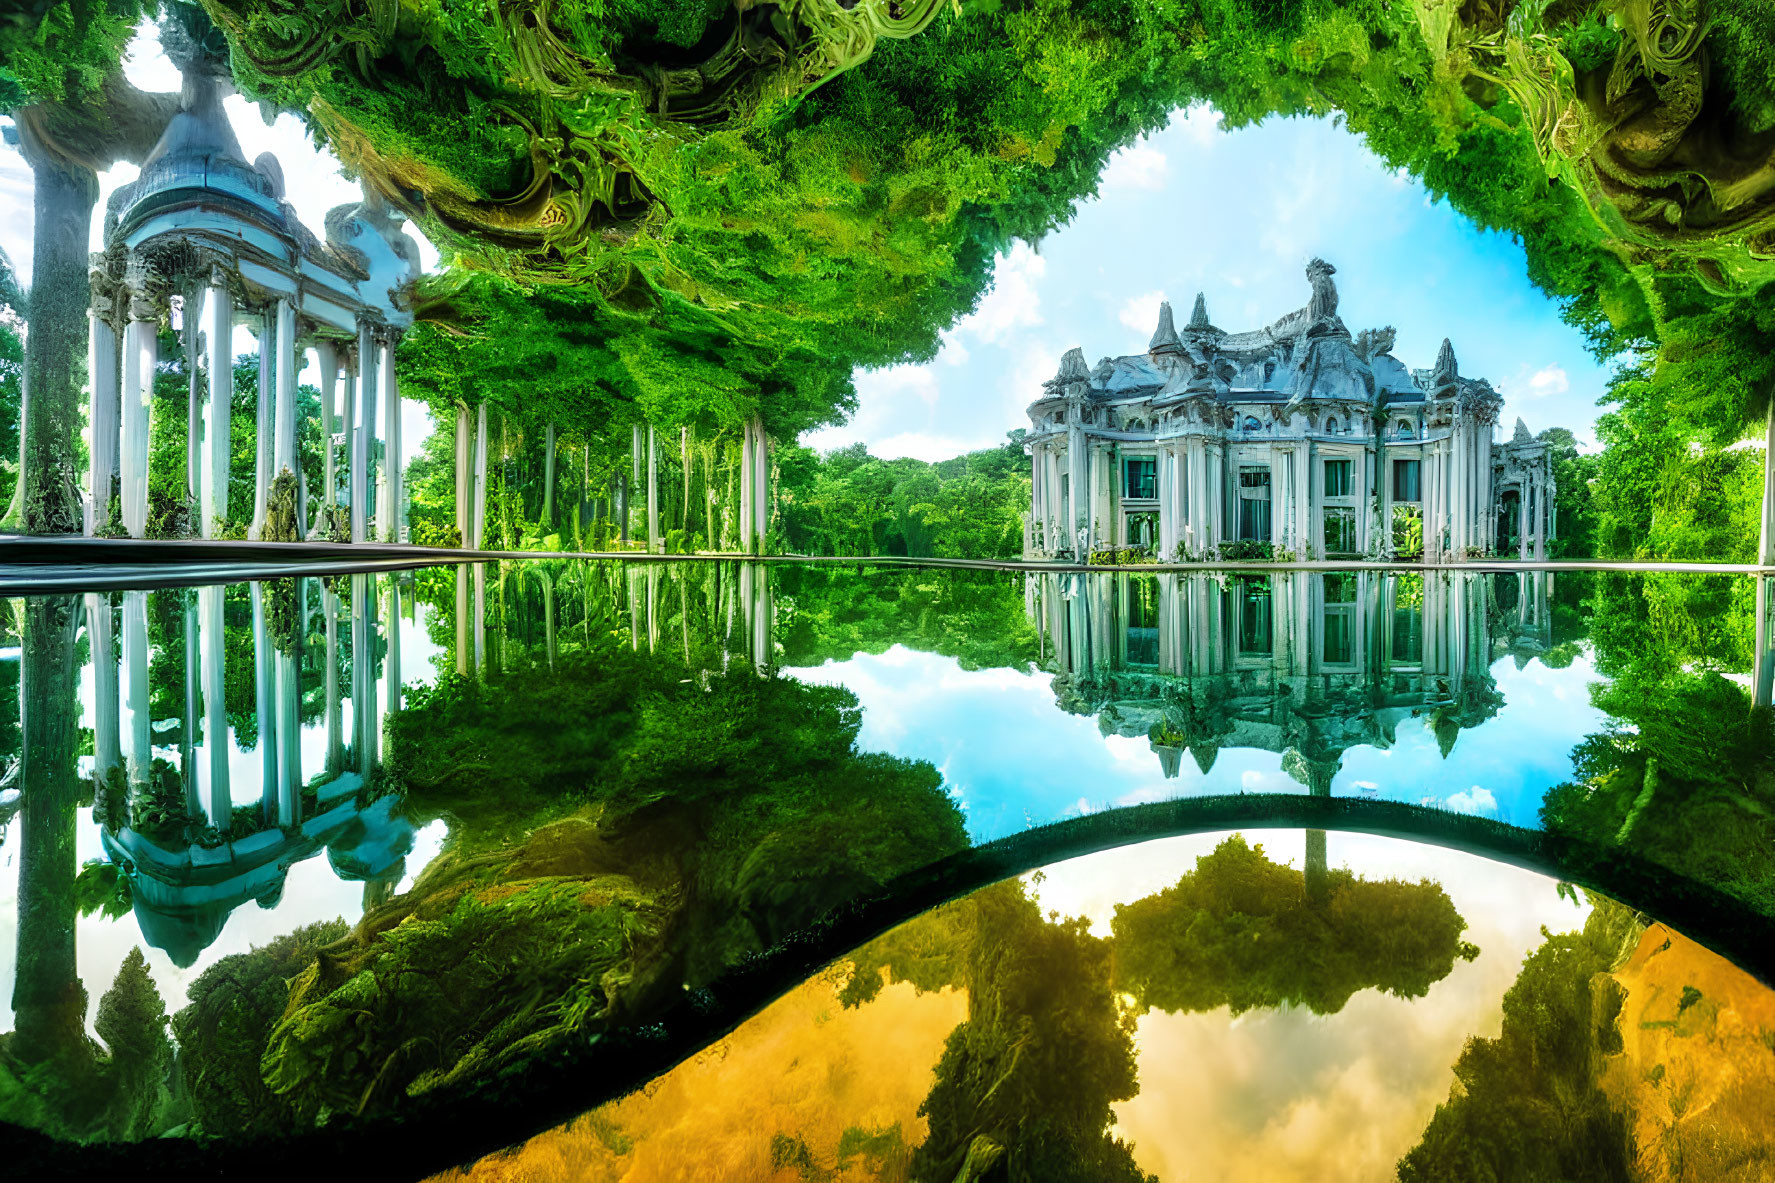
[118,271,156,539]
[1446,420,1463,557]
[1045,443,1062,555]
[738,424,754,554]
[1760,399,1775,566]
[1296,440,1312,557]
[351,319,379,543]
[1533,471,1548,560]
[1518,480,1530,560]
[202,267,231,537]
[1028,442,1043,557]
[316,342,339,529]
[1067,415,1085,554]
[454,401,470,543]
[1085,442,1103,551]
[250,583,275,817]
[1478,424,1493,553]
[86,264,120,535]
[274,297,297,485]
[121,590,149,788]
[183,287,202,512]
[1157,441,1175,558]
[753,417,769,549]
[647,424,661,553]
[384,579,403,714]
[251,308,274,538]
[85,595,121,800]
[1756,577,1774,708]
[471,402,489,548]
[380,332,403,542]
[197,582,230,829]
[340,347,356,535]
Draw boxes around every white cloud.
[956,241,1046,345]
[1439,787,1499,815]
[1119,290,1167,333]
[1527,364,1569,398]
[1101,142,1170,192]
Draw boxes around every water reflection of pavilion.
[85,574,415,966]
[1028,570,1553,784]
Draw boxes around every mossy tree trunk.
[12,596,85,1064]
[9,132,97,535]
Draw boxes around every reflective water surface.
[1,561,1772,1179]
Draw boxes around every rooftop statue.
[1187,292,1213,332]
[1149,301,1182,354]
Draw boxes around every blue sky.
[805,106,1617,460]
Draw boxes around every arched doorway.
[1498,489,1521,555]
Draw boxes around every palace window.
[1391,573,1424,662]
[1243,416,1262,432]
[1125,577,1159,666]
[1238,466,1272,540]
[1321,573,1357,664]
[1323,506,1357,554]
[1393,458,1421,502]
[1124,456,1157,499]
[1325,416,1340,434]
[1323,458,1352,498]
[1238,577,1272,655]
[1397,420,1414,438]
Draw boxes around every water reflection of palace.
[1028,570,1553,784]
[83,575,415,965]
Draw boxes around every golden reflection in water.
[428,969,965,1182]
[428,833,1775,1183]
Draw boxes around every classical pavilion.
[1024,260,1555,562]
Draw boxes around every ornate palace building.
[1025,260,1555,562]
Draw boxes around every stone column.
[1756,577,1774,708]
[385,580,403,714]
[249,582,275,816]
[543,423,557,529]
[351,320,378,543]
[1045,444,1062,555]
[316,342,338,525]
[1533,471,1548,560]
[85,594,120,793]
[471,402,489,549]
[252,309,274,538]
[739,424,754,554]
[647,424,661,553]
[183,288,202,511]
[118,273,156,539]
[1067,416,1085,554]
[340,349,356,532]
[121,590,149,787]
[454,402,470,541]
[1296,441,1312,557]
[274,298,297,479]
[752,417,769,549]
[86,264,120,536]
[1760,399,1775,566]
[192,582,230,830]
[1157,442,1174,558]
[380,333,402,542]
[203,269,231,537]
[1518,482,1530,560]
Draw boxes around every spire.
[1513,416,1532,443]
[1433,337,1458,386]
[1149,301,1181,353]
[1188,292,1211,331]
[1054,346,1090,384]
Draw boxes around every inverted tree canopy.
[7,0,1775,444]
